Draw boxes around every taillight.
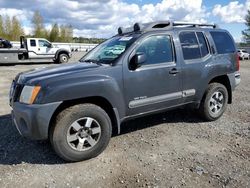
[236,54,240,71]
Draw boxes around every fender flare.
[54,49,70,60]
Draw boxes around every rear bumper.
[228,71,240,90]
[12,101,62,140]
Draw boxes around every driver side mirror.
[129,52,147,70]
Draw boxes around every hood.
[17,62,101,85]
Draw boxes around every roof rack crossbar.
[172,22,218,28]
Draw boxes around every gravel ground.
[0,55,249,188]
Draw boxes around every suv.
[237,49,250,60]
[10,21,240,162]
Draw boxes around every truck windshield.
[80,35,138,64]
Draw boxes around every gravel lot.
[0,54,249,188]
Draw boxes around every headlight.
[19,86,41,104]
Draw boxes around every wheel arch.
[208,75,232,104]
[48,96,120,138]
[55,49,70,60]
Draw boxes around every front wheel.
[199,83,228,121]
[50,104,112,162]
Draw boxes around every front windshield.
[80,35,138,64]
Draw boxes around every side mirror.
[130,53,147,70]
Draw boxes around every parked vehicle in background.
[237,49,250,60]
[10,21,240,162]
[0,38,12,48]
[0,36,71,64]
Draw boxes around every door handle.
[38,48,40,51]
[169,68,179,75]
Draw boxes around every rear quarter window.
[210,31,236,54]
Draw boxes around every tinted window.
[30,40,36,47]
[197,32,209,57]
[135,35,173,65]
[179,32,200,60]
[210,31,235,54]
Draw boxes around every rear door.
[27,39,38,58]
[178,31,211,104]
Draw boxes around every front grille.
[13,84,23,102]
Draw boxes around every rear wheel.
[50,104,112,162]
[199,83,228,121]
[57,53,69,63]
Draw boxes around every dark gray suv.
[10,21,241,162]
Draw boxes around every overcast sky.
[0,0,249,41]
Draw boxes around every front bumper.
[11,101,62,140]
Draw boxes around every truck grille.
[13,84,23,102]
[10,82,23,105]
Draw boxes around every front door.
[37,39,55,58]
[123,33,182,115]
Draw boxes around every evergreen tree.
[59,25,66,42]
[49,23,59,42]
[242,10,250,43]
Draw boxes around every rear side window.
[179,32,200,60]
[197,32,209,57]
[210,31,236,54]
[30,40,36,47]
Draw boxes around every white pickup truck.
[0,36,72,64]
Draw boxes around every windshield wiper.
[80,59,103,66]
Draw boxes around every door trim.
[128,89,196,108]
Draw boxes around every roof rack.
[118,21,218,35]
[173,22,218,28]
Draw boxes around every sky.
[0,0,249,42]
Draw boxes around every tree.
[32,10,46,38]
[59,24,73,42]
[3,15,12,40]
[0,15,4,38]
[49,23,59,42]
[11,16,24,40]
[65,24,73,42]
[242,10,250,43]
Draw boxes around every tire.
[199,83,228,121]
[50,103,112,162]
[58,53,69,64]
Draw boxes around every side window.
[197,32,209,57]
[179,32,201,60]
[135,35,173,65]
[210,31,236,54]
[30,40,36,47]
[38,40,51,48]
